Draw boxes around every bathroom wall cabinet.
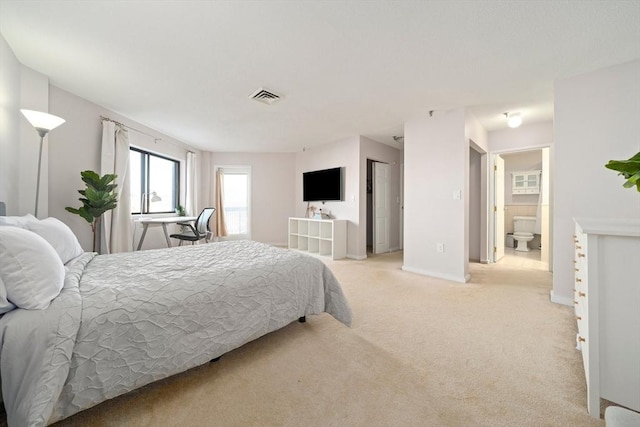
[288,218,347,260]
[512,170,540,194]
[573,218,640,417]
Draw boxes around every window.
[217,166,251,239]
[130,147,180,214]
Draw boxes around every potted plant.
[66,170,118,252]
[605,151,640,192]
[176,204,188,232]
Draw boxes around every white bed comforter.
[0,241,351,426]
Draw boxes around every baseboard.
[347,253,367,260]
[549,290,573,307]
[401,265,468,284]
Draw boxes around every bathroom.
[501,150,543,259]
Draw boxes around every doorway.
[367,159,391,255]
[490,148,551,270]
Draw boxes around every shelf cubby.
[288,218,346,260]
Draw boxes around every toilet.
[513,216,536,252]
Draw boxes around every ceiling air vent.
[249,88,281,105]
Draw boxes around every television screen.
[303,167,343,202]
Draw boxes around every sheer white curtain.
[101,120,131,253]
[185,151,198,216]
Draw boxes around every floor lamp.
[20,109,65,218]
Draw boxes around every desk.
[135,216,197,250]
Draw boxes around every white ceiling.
[1,1,639,152]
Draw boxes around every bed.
[0,214,352,427]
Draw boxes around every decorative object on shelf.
[605,151,640,192]
[313,208,330,219]
[306,204,318,218]
[65,170,118,253]
[20,109,66,217]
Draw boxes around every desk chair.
[170,207,215,246]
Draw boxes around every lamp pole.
[34,128,48,218]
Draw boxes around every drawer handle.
[576,316,582,320]
[576,278,582,283]
[578,292,586,297]
[575,245,582,250]
[574,268,579,272]
[578,253,585,258]
[578,336,586,342]
[573,260,577,264]
[574,239,579,243]
[574,300,579,305]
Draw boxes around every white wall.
[295,135,401,259]
[553,59,640,305]
[0,34,20,214]
[0,33,54,217]
[489,121,554,153]
[48,85,201,251]
[296,136,361,257]
[404,108,468,282]
[207,152,296,245]
[19,66,50,217]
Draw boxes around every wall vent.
[249,88,281,105]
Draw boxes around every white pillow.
[0,227,65,310]
[0,275,16,314]
[27,217,84,264]
[0,214,38,229]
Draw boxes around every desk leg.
[137,224,149,251]
[162,223,172,247]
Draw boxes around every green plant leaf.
[66,170,119,226]
[622,171,640,189]
[605,151,640,193]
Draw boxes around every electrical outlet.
[437,243,445,253]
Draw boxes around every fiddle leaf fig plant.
[66,170,118,252]
[605,151,640,192]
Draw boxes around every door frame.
[489,145,552,267]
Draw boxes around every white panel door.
[494,155,505,261]
[374,162,390,254]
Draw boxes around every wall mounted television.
[303,167,343,202]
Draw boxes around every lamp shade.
[507,112,522,128]
[20,109,65,132]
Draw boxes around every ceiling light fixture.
[505,112,522,128]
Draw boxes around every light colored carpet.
[41,252,602,426]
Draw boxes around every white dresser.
[573,218,640,417]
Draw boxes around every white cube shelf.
[288,218,347,260]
